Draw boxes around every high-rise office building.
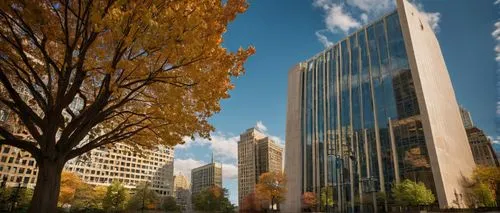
[173,173,191,211]
[466,127,500,167]
[459,106,474,129]
[64,144,174,196]
[284,0,475,211]
[238,128,283,204]
[191,161,222,195]
[0,143,175,196]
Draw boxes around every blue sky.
[174,0,499,205]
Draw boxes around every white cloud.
[175,132,238,162]
[324,4,361,34]
[255,121,268,132]
[316,31,334,48]
[312,0,442,45]
[221,163,238,179]
[173,158,206,181]
[495,0,500,5]
[493,21,500,62]
[346,0,393,15]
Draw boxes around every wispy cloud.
[315,30,334,48]
[176,132,239,163]
[255,120,268,132]
[312,0,441,47]
[493,21,500,62]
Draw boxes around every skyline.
[174,0,499,205]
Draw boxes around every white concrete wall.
[397,0,476,208]
[282,64,303,212]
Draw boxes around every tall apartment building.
[173,173,191,211]
[0,90,39,189]
[191,161,222,195]
[238,128,283,204]
[64,144,174,196]
[284,0,475,211]
[0,146,38,188]
[466,127,500,167]
[459,106,474,129]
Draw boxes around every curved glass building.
[284,0,475,212]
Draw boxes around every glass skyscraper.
[284,0,475,212]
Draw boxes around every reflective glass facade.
[299,11,436,212]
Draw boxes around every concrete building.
[466,127,500,167]
[191,161,222,195]
[64,144,174,196]
[284,0,475,211]
[237,128,283,204]
[459,106,474,129]
[0,146,38,188]
[173,173,191,211]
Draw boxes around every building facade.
[191,162,222,195]
[173,174,191,211]
[284,0,475,212]
[0,145,38,188]
[237,128,283,204]
[64,144,174,196]
[466,127,500,167]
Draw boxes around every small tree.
[302,192,317,212]
[241,192,262,212]
[392,179,435,209]
[127,182,159,211]
[255,172,287,211]
[71,184,107,211]
[103,181,129,212]
[59,171,84,206]
[320,186,335,208]
[192,186,234,213]
[162,196,181,212]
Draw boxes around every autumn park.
[0,0,499,213]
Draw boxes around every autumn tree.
[461,166,500,208]
[255,172,287,211]
[127,182,159,211]
[71,184,107,211]
[302,192,317,212]
[241,192,262,212]
[58,171,84,206]
[0,0,254,212]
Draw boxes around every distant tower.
[237,128,283,204]
[459,106,474,129]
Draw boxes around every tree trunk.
[27,158,65,213]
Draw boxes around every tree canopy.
[255,172,287,210]
[127,182,159,211]
[0,0,254,212]
[392,179,435,207]
[192,186,235,213]
[102,181,129,212]
[59,171,84,205]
